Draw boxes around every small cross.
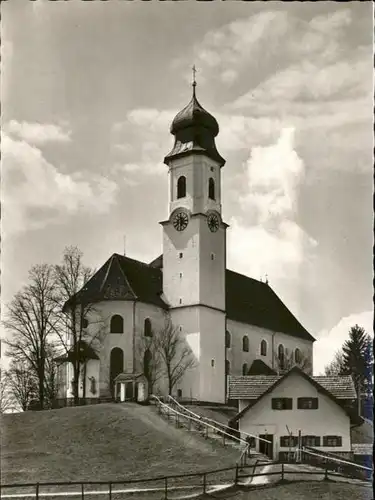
[192,64,197,86]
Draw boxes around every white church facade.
[57,84,315,404]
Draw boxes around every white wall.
[238,371,351,458]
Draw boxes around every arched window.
[89,376,97,395]
[144,318,152,337]
[110,315,124,334]
[143,349,152,380]
[110,347,124,396]
[225,330,231,349]
[260,340,267,356]
[242,335,249,352]
[177,176,186,199]
[242,363,248,376]
[278,344,285,370]
[295,348,301,364]
[208,177,215,200]
[225,360,230,376]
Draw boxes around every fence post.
[235,464,239,484]
[164,477,168,500]
[222,432,225,447]
[202,473,207,494]
[281,462,284,481]
[109,482,112,500]
[324,466,329,480]
[35,483,39,500]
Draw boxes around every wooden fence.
[1,460,371,500]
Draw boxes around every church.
[57,82,315,405]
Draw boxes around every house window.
[179,298,182,304]
[208,177,215,200]
[295,348,301,364]
[260,339,267,356]
[179,272,183,278]
[179,252,183,259]
[110,315,124,334]
[225,360,230,376]
[242,335,249,352]
[82,318,88,329]
[225,330,231,349]
[278,344,285,369]
[211,253,215,260]
[242,363,248,376]
[302,436,321,447]
[280,436,298,447]
[323,436,342,447]
[177,389,182,398]
[297,397,318,410]
[177,176,186,199]
[271,398,293,410]
[211,359,215,367]
[144,318,152,337]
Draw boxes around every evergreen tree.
[341,325,373,416]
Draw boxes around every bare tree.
[136,332,163,395]
[324,350,345,376]
[4,362,37,412]
[44,344,60,408]
[53,246,105,404]
[156,315,196,395]
[3,264,60,410]
[274,347,312,375]
[0,368,15,413]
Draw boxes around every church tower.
[161,76,228,403]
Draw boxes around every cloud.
[313,311,373,375]
[5,120,72,145]
[227,127,317,284]
[2,133,118,235]
[111,109,174,178]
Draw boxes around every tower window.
[179,298,182,304]
[211,359,215,367]
[179,252,183,259]
[242,335,249,352]
[242,363,248,376]
[179,272,183,278]
[177,176,186,199]
[208,177,215,200]
[211,253,215,260]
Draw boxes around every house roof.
[228,370,357,400]
[150,255,314,342]
[64,254,169,311]
[229,367,360,425]
[54,340,99,363]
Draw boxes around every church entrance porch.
[114,373,149,403]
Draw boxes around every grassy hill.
[1,403,240,485]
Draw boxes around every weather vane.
[192,64,197,87]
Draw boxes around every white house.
[228,366,360,460]
[56,83,315,404]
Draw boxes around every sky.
[1,1,373,375]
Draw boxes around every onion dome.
[164,83,225,167]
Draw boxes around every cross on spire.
[192,64,197,87]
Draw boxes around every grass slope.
[351,419,373,444]
[1,403,240,484]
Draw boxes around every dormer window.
[177,176,186,199]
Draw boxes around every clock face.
[173,210,189,232]
[207,212,220,232]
